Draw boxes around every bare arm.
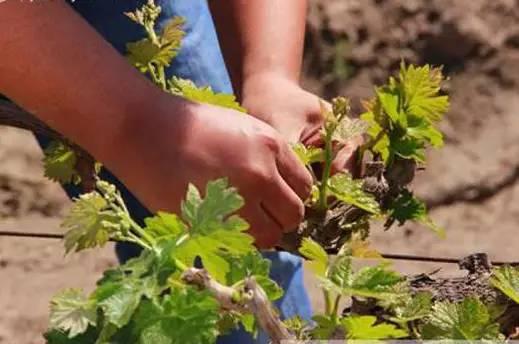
[208,0,307,99]
[0,1,311,247]
[0,0,184,163]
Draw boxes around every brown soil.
[2,1,519,342]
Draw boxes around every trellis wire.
[1,230,517,266]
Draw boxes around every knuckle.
[257,131,281,155]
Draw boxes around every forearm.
[0,1,185,163]
[208,0,307,99]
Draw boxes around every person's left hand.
[241,73,361,174]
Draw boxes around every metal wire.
[0,230,518,266]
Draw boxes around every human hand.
[241,73,362,174]
[108,96,312,248]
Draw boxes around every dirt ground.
[1,1,519,343]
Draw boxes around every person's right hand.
[108,98,313,248]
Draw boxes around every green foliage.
[48,176,275,342]
[299,237,329,278]
[361,63,449,165]
[292,143,324,166]
[421,297,503,340]
[61,192,121,253]
[169,77,246,112]
[324,257,405,301]
[43,141,80,185]
[175,179,255,282]
[490,265,519,304]
[386,190,445,237]
[328,172,380,214]
[342,315,408,339]
[112,289,219,344]
[225,251,283,301]
[49,289,96,338]
[389,291,433,324]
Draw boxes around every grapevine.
[0,0,518,343]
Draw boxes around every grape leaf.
[169,77,246,112]
[61,192,121,253]
[160,16,185,46]
[361,63,448,165]
[389,291,433,324]
[342,315,408,339]
[144,212,187,241]
[175,179,254,282]
[400,63,449,123]
[112,288,219,344]
[299,237,328,278]
[490,265,519,304]
[311,314,341,340]
[347,236,383,259]
[49,289,96,338]
[43,141,79,185]
[94,279,151,329]
[332,117,369,145]
[422,297,503,340]
[328,172,380,214]
[127,38,178,71]
[323,255,404,301]
[387,190,445,237]
[292,143,324,166]
[225,251,283,301]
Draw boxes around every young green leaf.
[328,173,380,214]
[311,314,341,340]
[386,190,445,237]
[342,315,408,339]
[61,192,121,253]
[299,237,329,278]
[399,63,449,123]
[389,291,433,324]
[332,117,369,145]
[169,77,246,112]
[144,212,187,241]
[421,297,503,340]
[322,255,404,301]
[43,141,79,185]
[225,251,283,301]
[175,179,255,282]
[292,143,324,166]
[49,289,96,338]
[126,38,177,71]
[490,265,519,304]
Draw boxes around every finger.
[240,203,283,249]
[276,141,313,200]
[261,173,305,233]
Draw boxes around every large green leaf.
[175,179,255,282]
[112,288,219,344]
[422,297,503,340]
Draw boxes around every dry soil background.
[1,1,519,343]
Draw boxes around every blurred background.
[1,0,519,342]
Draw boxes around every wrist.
[99,89,193,172]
